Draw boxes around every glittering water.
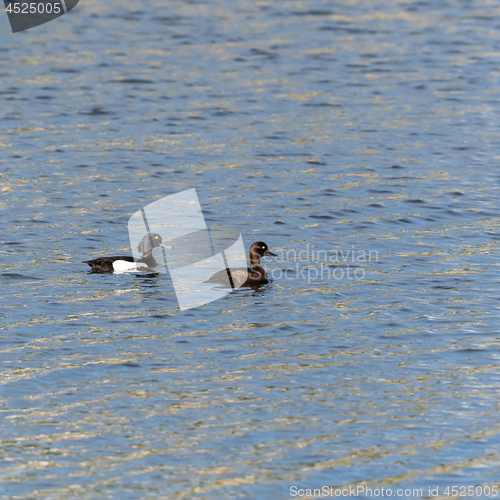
[1,0,500,498]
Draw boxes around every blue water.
[1,0,500,498]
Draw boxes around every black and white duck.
[83,232,171,273]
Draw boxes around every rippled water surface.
[2,0,500,498]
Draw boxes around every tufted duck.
[206,241,277,287]
[83,232,171,273]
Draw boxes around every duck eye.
[155,236,159,239]
[262,246,265,249]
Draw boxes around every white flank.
[112,260,148,272]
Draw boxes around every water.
[1,0,500,498]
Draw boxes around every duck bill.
[160,243,173,249]
[264,250,277,257]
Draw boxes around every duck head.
[137,233,172,256]
[249,241,277,265]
